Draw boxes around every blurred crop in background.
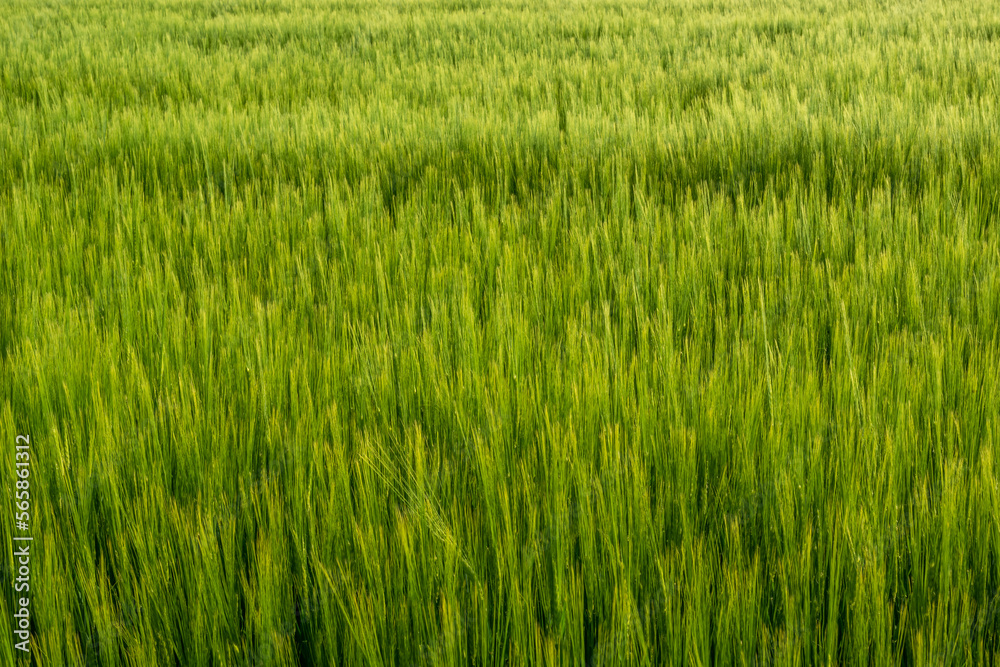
[2,0,1000,663]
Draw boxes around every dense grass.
[2,0,1000,663]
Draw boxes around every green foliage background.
[2,0,1000,663]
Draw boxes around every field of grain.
[2,0,1000,664]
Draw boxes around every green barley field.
[3,0,1000,663]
